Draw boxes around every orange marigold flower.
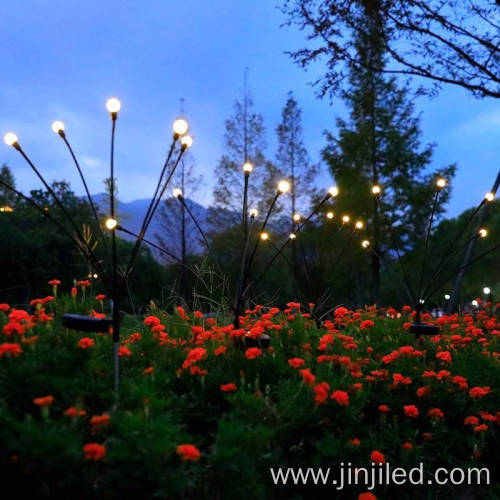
[33,395,54,407]
[464,416,479,426]
[83,443,106,461]
[95,294,106,301]
[220,383,237,392]
[428,408,444,419]
[287,357,305,369]
[143,366,154,375]
[90,414,110,429]
[330,390,349,406]
[359,493,377,500]
[370,450,386,464]
[118,346,132,357]
[401,442,413,450]
[313,382,330,404]
[360,319,374,330]
[378,404,390,413]
[0,343,22,357]
[48,279,61,286]
[214,346,227,356]
[182,347,207,368]
[144,315,161,327]
[64,406,86,417]
[473,424,488,433]
[404,405,419,418]
[0,303,10,312]
[299,368,315,386]
[244,347,262,360]
[176,444,200,461]
[349,437,361,446]
[334,306,349,318]
[436,351,452,363]
[469,386,490,399]
[78,337,95,349]
[3,322,25,336]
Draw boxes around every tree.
[276,92,318,225]
[322,1,456,303]
[211,77,280,230]
[0,164,16,208]
[276,93,318,279]
[155,151,203,300]
[281,0,500,99]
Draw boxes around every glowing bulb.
[485,192,495,202]
[289,233,296,240]
[243,162,253,174]
[419,299,425,305]
[173,188,183,199]
[483,287,491,295]
[361,240,370,248]
[328,186,339,197]
[180,135,193,150]
[444,294,450,300]
[278,180,290,194]
[105,218,118,230]
[249,208,258,218]
[4,132,18,146]
[326,211,334,220]
[93,273,98,279]
[471,299,478,307]
[478,228,488,238]
[293,213,301,222]
[436,177,447,189]
[372,184,381,195]
[355,220,364,230]
[342,215,350,224]
[173,118,189,137]
[260,232,269,241]
[106,98,121,114]
[51,121,65,134]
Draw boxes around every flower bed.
[0,290,499,498]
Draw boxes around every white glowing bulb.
[361,240,370,248]
[289,233,296,240]
[260,232,269,241]
[328,186,339,197]
[326,211,334,220]
[105,218,118,230]
[355,220,364,229]
[181,135,193,149]
[51,121,65,134]
[278,180,290,194]
[249,208,258,218]
[471,299,478,307]
[478,228,488,238]
[173,188,183,199]
[436,178,447,189]
[483,287,491,295]
[173,118,189,137]
[372,184,381,195]
[4,132,18,146]
[293,213,301,222]
[485,192,495,202]
[444,294,450,300]
[106,98,121,114]
[243,162,253,174]
[342,215,350,223]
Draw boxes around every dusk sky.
[1,0,499,217]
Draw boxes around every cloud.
[81,156,104,169]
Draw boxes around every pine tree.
[0,164,16,208]
[211,77,279,231]
[276,92,318,226]
[323,1,456,304]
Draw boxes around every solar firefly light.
[3,98,191,395]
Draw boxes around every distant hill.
[92,193,209,258]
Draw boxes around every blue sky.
[1,0,498,217]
